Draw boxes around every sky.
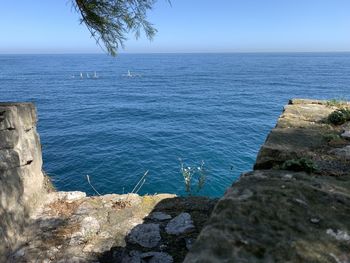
[0,0,350,54]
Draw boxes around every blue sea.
[1,53,350,197]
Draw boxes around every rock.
[57,256,87,263]
[294,198,308,206]
[46,191,86,204]
[149,212,172,221]
[70,216,100,245]
[0,103,45,262]
[184,100,350,263]
[1,102,216,263]
[310,218,320,224]
[83,238,116,253]
[13,247,25,258]
[330,146,350,159]
[185,238,195,250]
[165,213,195,235]
[121,250,142,263]
[59,191,86,201]
[326,229,350,241]
[226,188,253,201]
[127,223,161,248]
[81,216,100,237]
[141,252,173,263]
[283,174,294,180]
[341,130,350,140]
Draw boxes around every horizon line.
[1,50,350,56]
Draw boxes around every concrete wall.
[0,102,45,260]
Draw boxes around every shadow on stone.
[99,196,217,263]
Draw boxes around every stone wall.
[0,102,45,260]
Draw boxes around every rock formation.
[184,99,350,263]
[0,103,217,263]
[2,99,350,262]
[0,103,45,261]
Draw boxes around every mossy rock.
[281,158,318,174]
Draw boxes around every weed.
[281,158,318,173]
[326,98,347,108]
[323,133,341,142]
[328,108,350,125]
[179,159,207,195]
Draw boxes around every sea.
[1,53,350,197]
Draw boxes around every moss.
[281,158,318,174]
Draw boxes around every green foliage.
[72,0,162,56]
[179,159,206,195]
[328,108,350,125]
[281,158,318,174]
[323,133,341,142]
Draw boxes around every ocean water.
[1,53,350,197]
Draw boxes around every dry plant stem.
[86,174,101,196]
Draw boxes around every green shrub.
[340,108,350,119]
[328,108,350,125]
[323,133,341,142]
[281,158,317,174]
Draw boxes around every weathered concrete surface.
[185,99,350,263]
[0,103,46,261]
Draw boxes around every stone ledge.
[185,99,350,263]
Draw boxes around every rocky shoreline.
[185,99,350,263]
[11,192,216,263]
[1,99,350,262]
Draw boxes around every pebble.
[326,229,350,241]
[310,218,320,224]
[283,174,294,180]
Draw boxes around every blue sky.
[1,0,350,53]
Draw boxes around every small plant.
[179,158,206,195]
[328,108,350,125]
[323,133,341,142]
[281,158,317,174]
[326,99,347,108]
